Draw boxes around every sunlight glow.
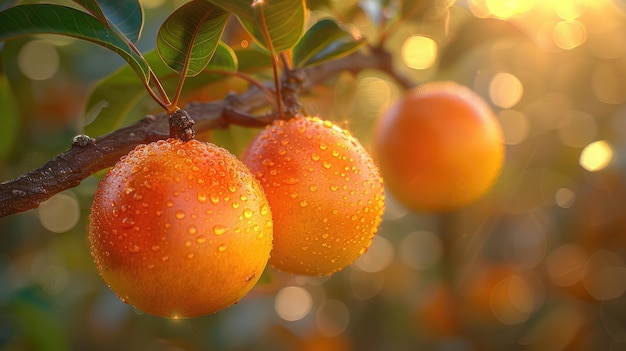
[579,140,613,172]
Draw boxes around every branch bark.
[0,48,414,218]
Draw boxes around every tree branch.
[0,48,414,218]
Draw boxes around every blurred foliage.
[3,0,626,350]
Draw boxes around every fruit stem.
[169,109,196,142]
[255,2,285,120]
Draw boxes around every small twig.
[0,47,415,218]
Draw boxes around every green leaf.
[0,75,19,161]
[72,0,144,43]
[0,4,149,82]
[235,48,272,72]
[84,42,237,137]
[207,0,306,52]
[293,19,365,68]
[157,0,229,77]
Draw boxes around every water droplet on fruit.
[133,193,143,201]
[283,177,299,185]
[128,244,140,253]
[210,194,220,204]
[162,256,169,262]
[319,144,328,150]
[309,185,318,192]
[311,153,320,161]
[188,225,197,235]
[151,245,160,252]
[187,253,195,259]
[300,200,308,207]
[196,235,207,244]
[243,208,253,219]
[213,225,229,235]
[121,217,134,227]
[175,210,185,219]
[184,240,192,248]
[197,192,207,203]
[166,201,174,208]
[218,244,227,252]
[260,205,269,216]
[176,149,186,158]
[257,233,265,240]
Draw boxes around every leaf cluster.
[0,0,365,136]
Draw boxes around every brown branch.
[0,48,414,218]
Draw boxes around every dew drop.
[197,192,207,203]
[175,210,186,220]
[243,208,253,219]
[196,235,207,244]
[290,193,299,199]
[213,225,230,235]
[121,217,134,227]
[161,256,169,262]
[187,253,195,259]
[319,144,328,150]
[146,264,155,269]
[210,194,220,204]
[257,233,265,240]
[311,153,320,161]
[278,149,287,156]
[322,161,331,169]
[128,244,140,253]
[184,240,192,248]
[300,200,309,207]
[143,180,152,189]
[151,245,160,252]
[188,225,197,235]
[283,177,300,185]
[166,201,174,208]
[133,193,143,201]
[260,205,269,216]
[218,244,227,252]
[176,149,186,158]
[309,185,318,192]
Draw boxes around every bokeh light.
[489,72,524,108]
[316,299,350,337]
[17,40,60,81]
[38,192,80,233]
[579,140,613,172]
[353,235,394,273]
[583,250,626,301]
[401,35,438,70]
[489,274,537,325]
[552,20,587,50]
[274,286,313,321]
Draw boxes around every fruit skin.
[243,116,384,276]
[373,81,505,212]
[88,138,273,318]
